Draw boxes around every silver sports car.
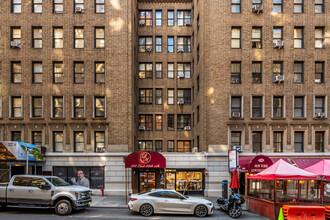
[128,189,214,217]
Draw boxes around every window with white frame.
[252,27,262,49]
[74,131,84,152]
[53,96,64,118]
[32,131,42,146]
[53,62,63,83]
[231,96,242,117]
[11,61,21,83]
[273,96,284,118]
[32,96,42,118]
[231,131,241,147]
[231,27,241,48]
[294,131,304,152]
[252,96,263,118]
[95,62,105,83]
[73,96,84,118]
[315,96,325,115]
[273,132,283,152]
[315,131,324,152]
[315,62,324,83]
[74,62,84,84]
[294,62,304,83]
[95,131,105,152]
[94,96,105,118]
[315,27,324,48]
[252,131,262,152]
[231,62,241,84]
[294,96,304,118]
[53,131,63,152]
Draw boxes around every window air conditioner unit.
[177,48,184,53]
[315,79,321,83]
[146,47,152,53]
[274,40,284,49]
[184,126,191,131]
[185,19,191,26]
[177,72,185,78]
[139,20,146,26]
[231,112,241,118]
[75,7,84,13]
[192,147,198,153]
[315,112,326,118]
[10,41,21,48]
[273,75,284,83]
[177,100,184,105]
[252,4,263,14]
[139,126,146,131]
[96,147,105,153]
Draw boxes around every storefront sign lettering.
[249,155,273,173]
[125,151,166,169]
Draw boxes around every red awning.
[125,151,166,168]
[291,158,323,169]
[239,157,253,173]
[304,159,330,180]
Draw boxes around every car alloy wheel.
[55,200,72,216]
[195,205,208,217]
[140,204,153,217]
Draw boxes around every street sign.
[228,149,238,171]
[232,145,242,152]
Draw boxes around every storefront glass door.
[139,171,156,192]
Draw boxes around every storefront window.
[276,180,298,202]
[165,172,176,190]
[260,180,274,201]
[176,171,203,192]
[248,179,260,198]
[324,181,330,203]
[299,180,320,203]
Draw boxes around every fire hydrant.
[101,189,104,196]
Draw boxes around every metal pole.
[26,143,29,174]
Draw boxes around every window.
[315,27,324,48]
[74,0,84,13]
[95,0,105,13]
[294,131,304,152]
[155,10,162,26]
[294,27,304,48]
[315,96,325,115]
[74,131,84,152]
[294,96,305,118]
[232,0,241,13]
[252,27,262,49]
[11,62,21,83]
[139,115,152,131]
[11,27,21,46]
[33,0,42,13]
[0,96,2,118]
[231,131,241,147]
[155,89,162,105]
[139,37,152,52]
[155,36,162,53]
[177,115,191,130]
[139,141,153,151]
[273,27,283,44]
[95,131,105,152]
[315,62,324,83]
[12,0,21,13]
[231,96,242,117]
[53,0,63,13]
[294,0,303,13]
[168,36,174,52]
[231,27,241,48]
[94,96,105,118]
[273,132,283,152]
[252,0,262,6]
[168,10,174,26]
[139,89,153,104]
[167,114,174,131]
[168,89,174,105]
[315,132,324,152]
[11,96,22,118]
[139,10,152,26]
[74,27,84,48]
[177,10,191,26]
[95,62,105,83]
[197,75,200,92]
[32,96,42,118]
[155,63,162,78]
[12,131,21,141]
[32,131,42,146]
[231,62,241,84]
[177,63,191,78]
[273,62,283,79]
[315,0,324,13]
[252,96,263,118]
[177,89,191,105]
[167,63,174,78]
[177,141,191,152]
[32,62,42,83]
[53,131,63,152]
[74,62,84,84]
[294,62,304,83]
[273,0,283,13]
[177,37,191,52]
[73,96,84,118]
[53,62,63,83]
[32,27,42,48]
[197,105,200,122]
[155,115,162,131]
[139,63,153,79]
[273,96,284,118]
[53,96,64,118]
[53,27,63,48]
[155,140,162,152]
[252,131,262,153]
[168,140,174,152]
[95,27,105,48]
[252,62,262,83]
[197,15,200,32]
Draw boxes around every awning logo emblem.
[140,152,151,164]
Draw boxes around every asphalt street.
[0,207,268,220]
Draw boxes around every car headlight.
[206,202,213,206]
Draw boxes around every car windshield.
[46,177,70,186]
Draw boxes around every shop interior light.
[204,170,209,175]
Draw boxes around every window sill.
[30,117,44,120]
[313,117,327,120]
[92,117,107,120]
[250,117,265,120]
[271,117,286,120]
[51,117,66,120]
[72,117,86,120]
[292,117,307,120]
[229,117,244,120]
[9,117,24,120]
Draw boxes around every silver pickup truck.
[0,175,92,215]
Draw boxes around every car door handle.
[28,190,33,193]
[164,200,168,203]
[9,189,14,192]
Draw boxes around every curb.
[90,206,128,209]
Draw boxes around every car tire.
[140,204,154,217]
[55,199,72,216]
[0,203,6,209]
[195,205,208,218]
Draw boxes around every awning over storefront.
[125,151,166,168]
[304,159,330,180]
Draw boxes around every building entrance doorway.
[139,171,156,192]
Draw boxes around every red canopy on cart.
[304,159,330,180]
[247,159,318,180]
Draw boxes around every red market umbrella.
[230,169,240,189]
[304,159,330,180]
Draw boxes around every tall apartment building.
[0,0,329,196]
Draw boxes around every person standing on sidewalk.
[71,170,90,188]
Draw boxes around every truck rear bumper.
[74,198,92,210]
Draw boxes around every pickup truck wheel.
[55,200,72,216]
[0,203,6,209]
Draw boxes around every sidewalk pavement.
[91,195,247,211]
